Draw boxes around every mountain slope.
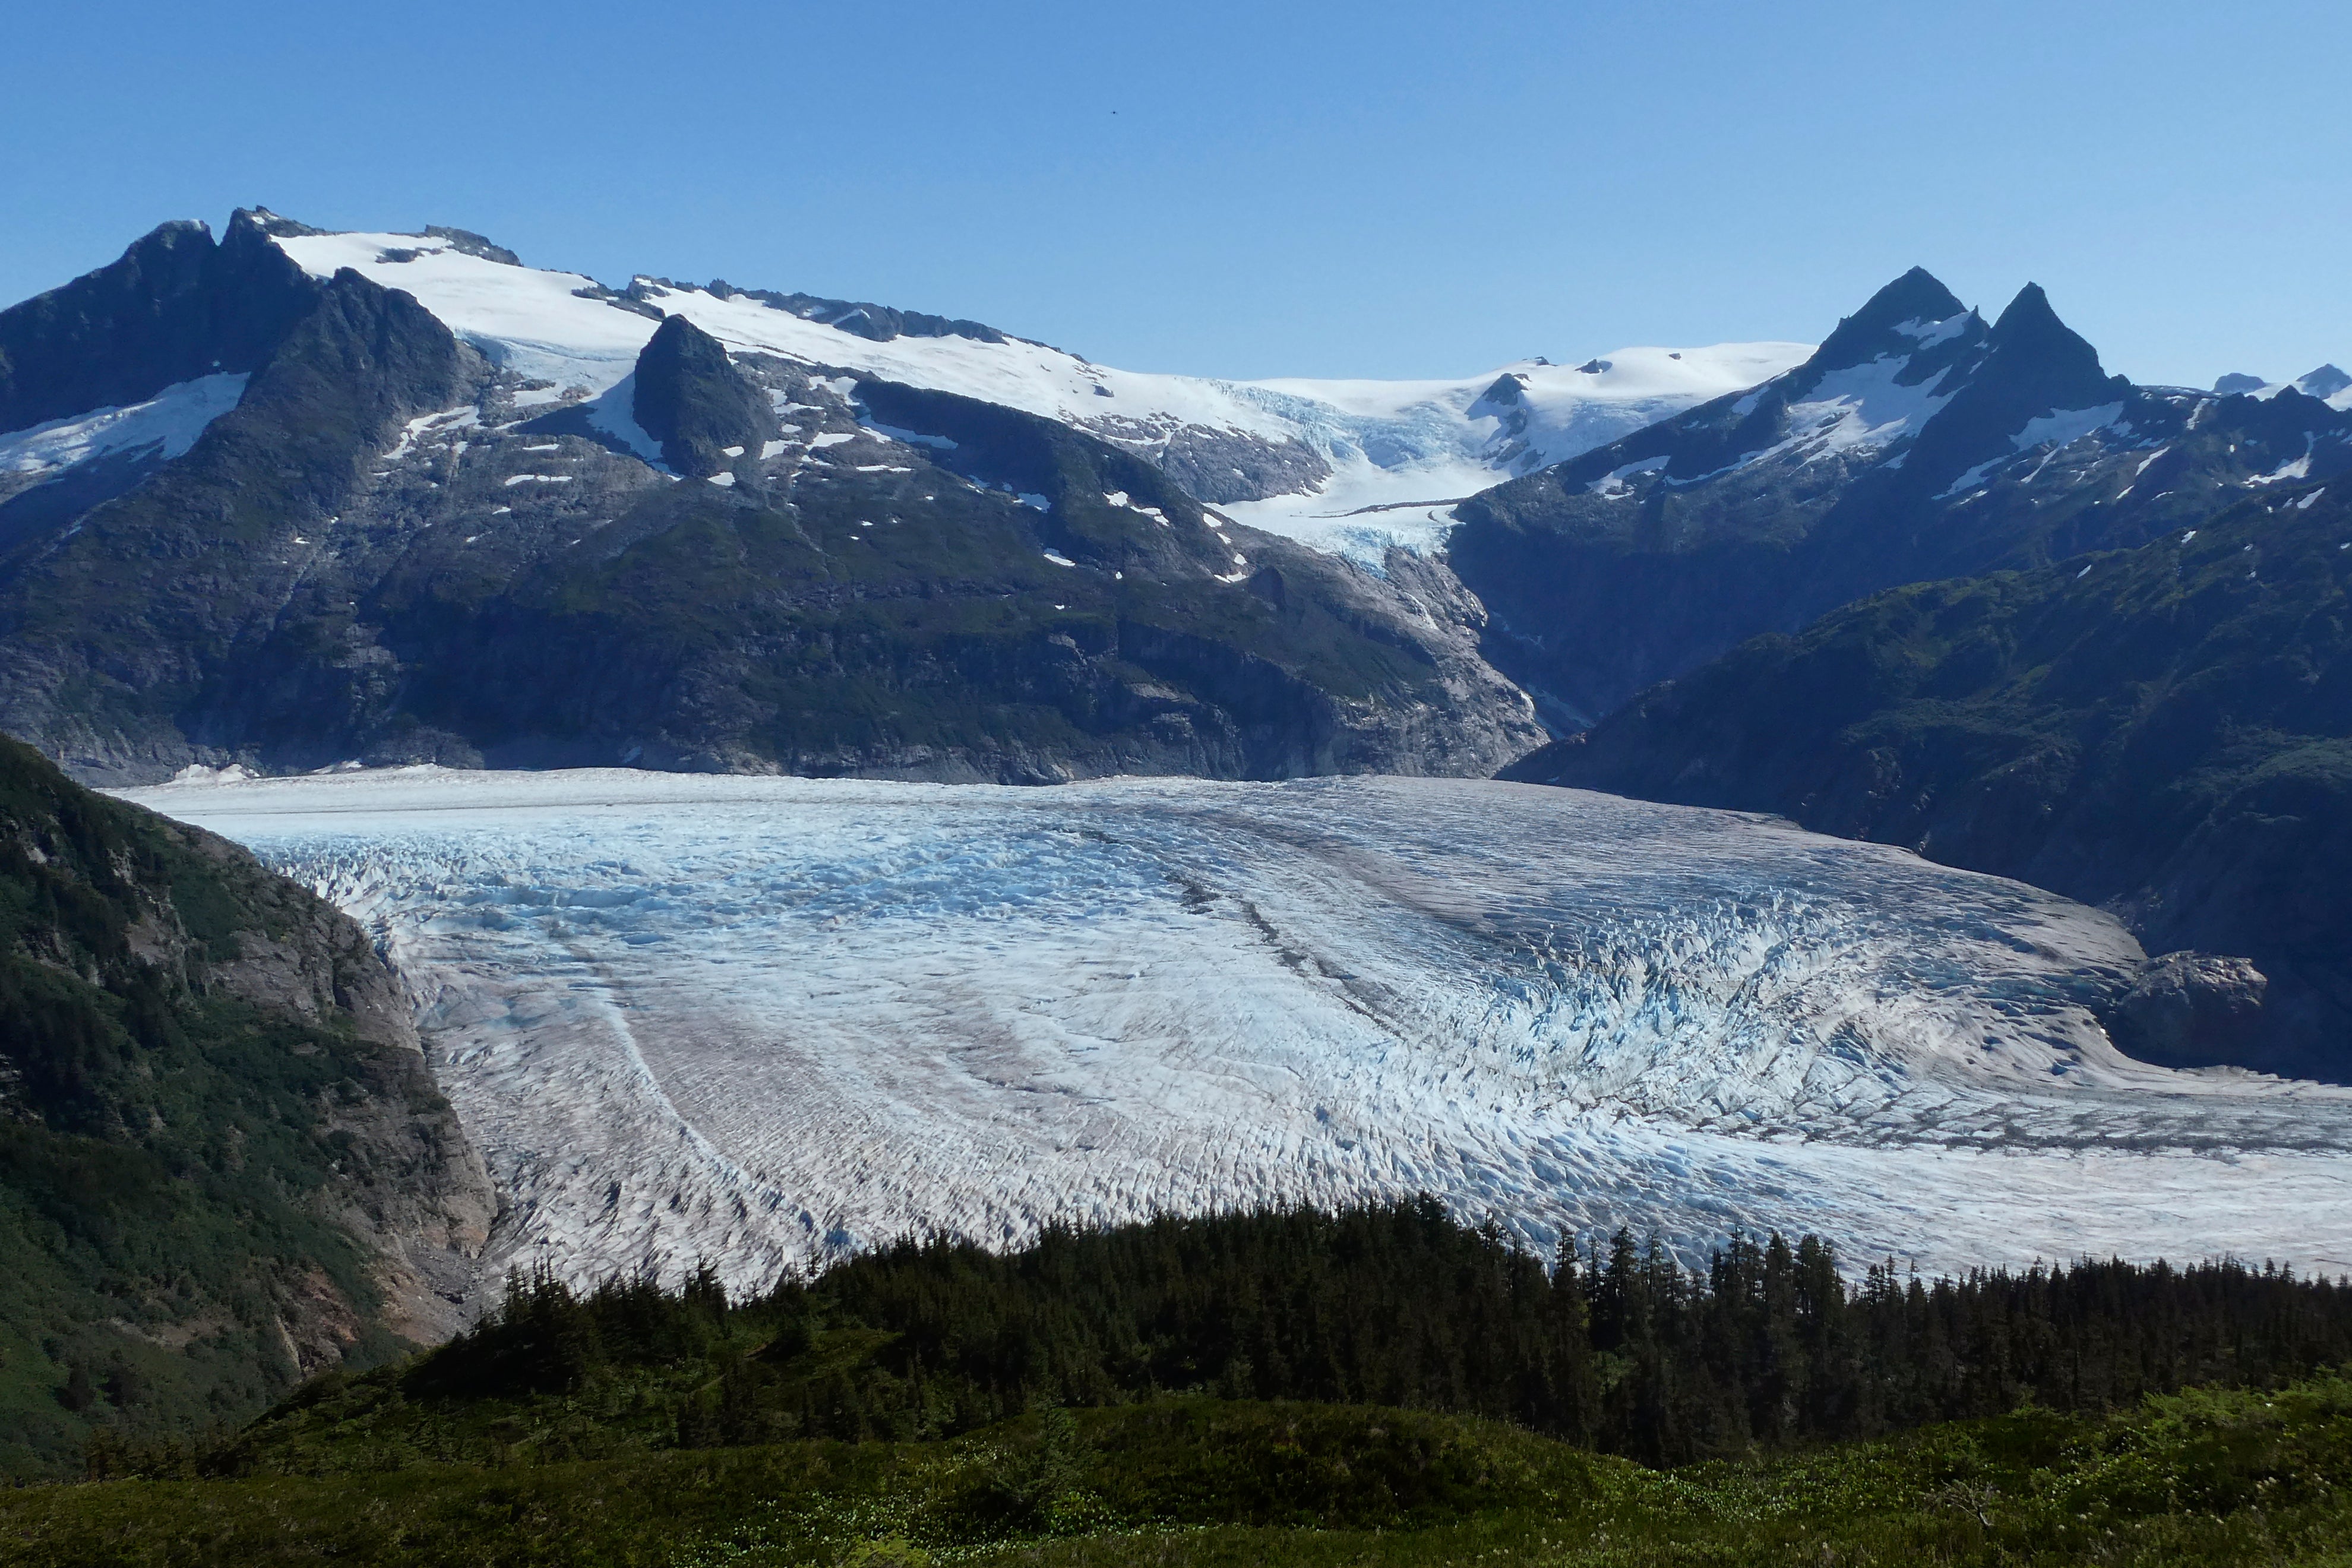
[1506,478,2352,1078]
[0,212,1541,784]
[249,216,1807,559]
[1449,269,2352,726]
[0,735,491,1478]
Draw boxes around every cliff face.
[0,734,491,1477]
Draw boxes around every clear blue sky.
[5,1,2345,387]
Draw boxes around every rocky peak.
[0,210,317,435]
[422,225,523,266]
[630,314,770,478]
[1897,282,2128,484]
[2297,365,2351,402]
[1806,265,1971,375]
[1982,283,2108,388]
[1472,372,1529,409]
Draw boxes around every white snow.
[264,223,1809,564]
[578,375,665,465]
[2248,439,2317,486]
[1781,355,1964,463]
[273,230,652,400]
[0,373,249,473]
[1892,312,1974,349]
[1936,403,2127,500]
[2012,403,2127,456]
[1588,455,1671,496]
[119,767,2352,1295]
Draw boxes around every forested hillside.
[0,735,489,1478]
[198,1199,2352,1478]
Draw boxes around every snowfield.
[124,767,2352,1295]
[264,223,1806,559]
[0,373,250,475]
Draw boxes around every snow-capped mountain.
[0,210,1543,785]
[251,213,1807,561]
[2214,365,2352,406]
[124,766,2352,1295]
[1449,267,2352,726]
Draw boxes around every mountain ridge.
[0,209,1543,785]
[1446,267,2352,726]
[0,734,492,1477]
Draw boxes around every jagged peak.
[1805,267,1972,375]
[1871,265,1968,321]
[1991,281,2057,336]
[2296,365,2350,401]
[132,217,215,246]
[235,207,326,241]
[1979,281,2110,387]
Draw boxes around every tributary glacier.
[125,768,2352,1295]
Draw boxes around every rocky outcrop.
[0,208,317,435]
[2107,952,2269,1070]
[630,314,769,478]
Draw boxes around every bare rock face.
[2109,951,2269,1069]
[630,314,769,478]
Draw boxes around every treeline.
[342,1198,2352,1468]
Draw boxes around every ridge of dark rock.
[1805,265,1969,374]
[630,315,770,478]
[0,211,317,435]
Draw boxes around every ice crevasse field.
[123,766,2352,1295]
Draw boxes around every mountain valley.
[5,203,2352,1492]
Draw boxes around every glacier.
[122,767,2352,1298]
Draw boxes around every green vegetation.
[386,387,1454,777]
[175,1199,2351,1484]
[0,735,455,1478]
[7,1378,2350,1565]
[8,1202,2348,1561]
